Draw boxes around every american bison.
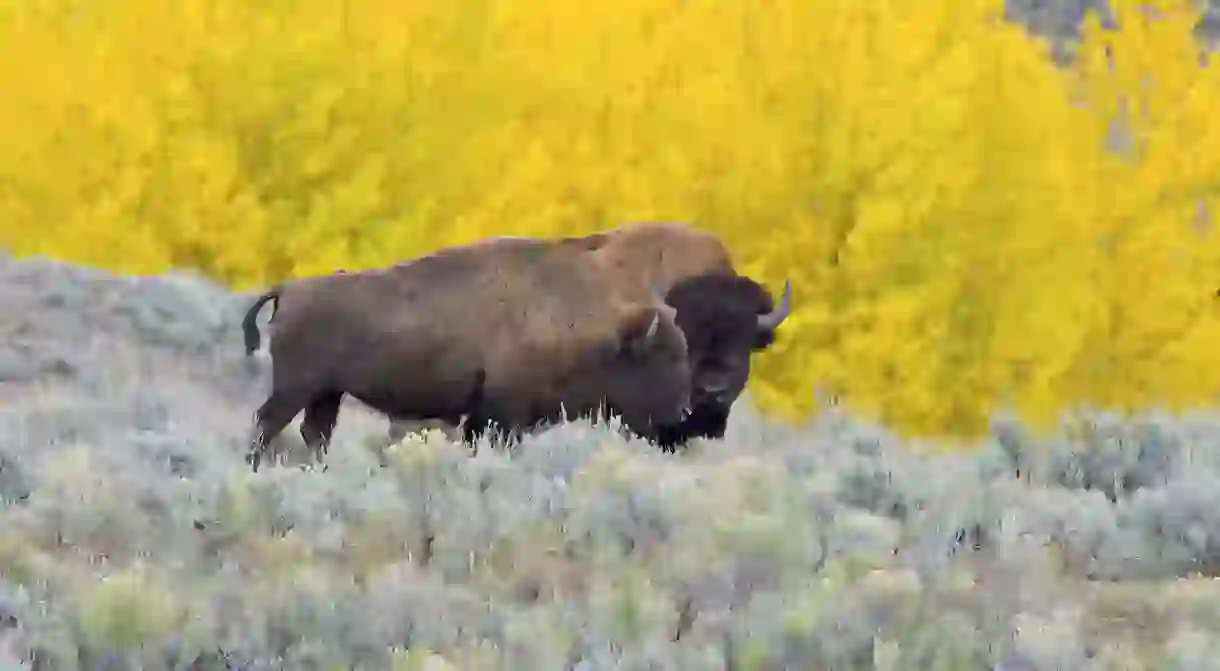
[385,222,793,449]
[240,237,694,471]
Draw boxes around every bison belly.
[336,333,484,425]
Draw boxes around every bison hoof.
[298,459,329,474]
[245,449,263,472]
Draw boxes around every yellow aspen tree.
[2,0,1215,436]
[1063,0,1220,412]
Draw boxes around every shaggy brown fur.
[557,221,736,297]
[382,222,793,449]
[241,238,693,471]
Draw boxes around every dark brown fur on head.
[656,272,790,449]
[666,273,783,354]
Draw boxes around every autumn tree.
[1,0,1216,437]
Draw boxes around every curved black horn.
[757,280,791,332]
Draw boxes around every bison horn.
[645,311,661,340]
[756,280,792,332]
[649,284,677,320]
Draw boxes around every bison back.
[584,222,736,299]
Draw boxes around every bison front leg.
[460,414,490,448]
[300,391,344,470]
[246,391,309,472]
[462,407,524,452]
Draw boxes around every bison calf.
[240,240,693,471]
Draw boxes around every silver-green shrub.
[7,256,1220,669]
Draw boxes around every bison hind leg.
[300,391,344,468]
[246,390,310,472]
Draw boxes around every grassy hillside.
[5,254,1220,669]
[1,0,1218,436]
[10,393,1220,669]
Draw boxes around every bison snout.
[696,380,732,407]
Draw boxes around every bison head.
[596,302,694,436]
[659,273,791,442]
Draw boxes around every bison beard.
[240,242,694,472]
[653,403,730,451]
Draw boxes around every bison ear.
[750,328,778,351]
[616,305,663,356]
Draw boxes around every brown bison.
[386,222,793,449]
[240,237,694,471]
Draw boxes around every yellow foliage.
[1,0,1217,437]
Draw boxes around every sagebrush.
[7,247,1220,670]
[2,0,1218,434]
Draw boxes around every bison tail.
[242,288,280,356]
